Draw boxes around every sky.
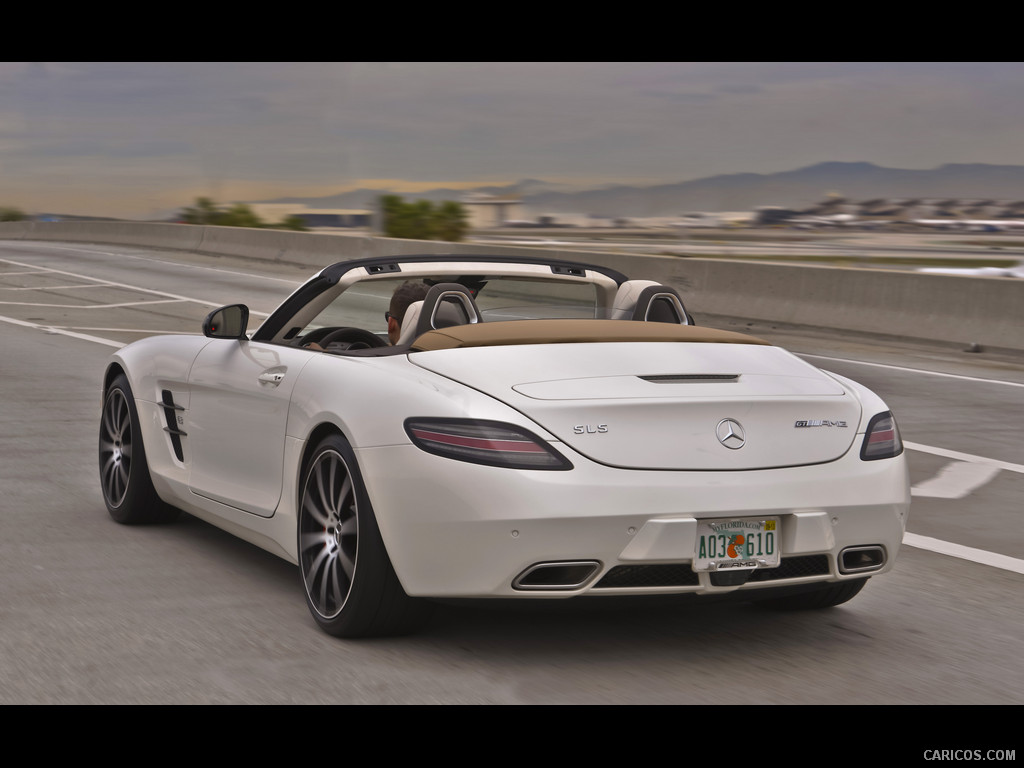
[3,62,1024,220]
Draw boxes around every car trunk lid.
[409,342,861,470]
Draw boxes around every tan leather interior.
[411,319,770,351]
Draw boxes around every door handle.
[258,371,286,386]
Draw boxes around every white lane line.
[14,242,305,285]
[0,283,110,290]
[0,256,234,309]
[0,270,66,276]
[0,313,123,348]
[903,532,1024,575]
[911,461,1002,498]
[800,353,1024,388]
[66,327,202,334]
[905,441,1024,474]
[0,299,187,308]
[0,257,271,317]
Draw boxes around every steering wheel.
[316,326,388,350]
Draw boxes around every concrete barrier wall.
[2,221,1022,352]
[568,249,1024,352]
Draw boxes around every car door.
[186,339,313,518]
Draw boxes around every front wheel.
[98,374,179,524]
[298,433,432,637]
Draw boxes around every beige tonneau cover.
[411,318,770,351]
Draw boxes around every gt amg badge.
[795,420,848,428]
[716,418,745,449]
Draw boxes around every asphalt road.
[1,239,1022,706]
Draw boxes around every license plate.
[693,517,780,572]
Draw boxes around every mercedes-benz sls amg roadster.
[99,255,910,637]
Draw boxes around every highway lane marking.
[910,462,1002,498]
[800,353,1024,388]
[0,299,188,308]
[902,533,1024,575]
[0,256,272,317]
[0,256,253,310]
[0,269,69,276]
[0,283,110,290]
[9,242,305,285]
[905,441,1024,474]
[58,326,200,334]
[0,313,123,348]
[906,441,1023,500]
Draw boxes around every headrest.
[611,280,662,319]
[612,280,690,324]
[396,301,425,346]
[409,283,482,340]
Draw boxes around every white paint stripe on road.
[0,256,271,318]
[0,256,232,308]
[0,299,187,308]
[800,353,1024,388]
[903,532,1024,575]
[905,441,1024,474]
[0,313,123,348]
[0,283,110,290]
[66,327,201,335]
[911,461,1002,498]
[14,242,305,285]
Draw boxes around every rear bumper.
[356,441,910,599]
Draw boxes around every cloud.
[4,62,1024,218]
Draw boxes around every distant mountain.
[254,163,1024,217]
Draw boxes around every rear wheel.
[298,433,432,637]
[754,578,868,610]
[98,374,179,524]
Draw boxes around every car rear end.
[352,333,909,603]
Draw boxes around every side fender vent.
[160,390,186,462]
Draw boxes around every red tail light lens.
[405,418,572,470]
[860,411,903,461]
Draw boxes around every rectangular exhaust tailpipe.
[840,546,885,574]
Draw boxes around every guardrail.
[2,221,1022,353]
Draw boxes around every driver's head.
[387,281,431,345]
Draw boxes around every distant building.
[676,211,754,228]
[754,207,804,226]
[246,203,372,229]
[751,196,1024,230]
[460,194,524,229]
[295,210,372,228]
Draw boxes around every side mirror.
[202,304,249,339]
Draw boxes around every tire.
[99,374,179,525]
[298,433,433,637]
[754,578,868,611]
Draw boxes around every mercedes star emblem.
[716,418,746,449]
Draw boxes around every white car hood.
[409,342,862,470]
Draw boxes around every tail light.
[860,411,903,461]
[404,418,573,470]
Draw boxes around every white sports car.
[99,255,910,637]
